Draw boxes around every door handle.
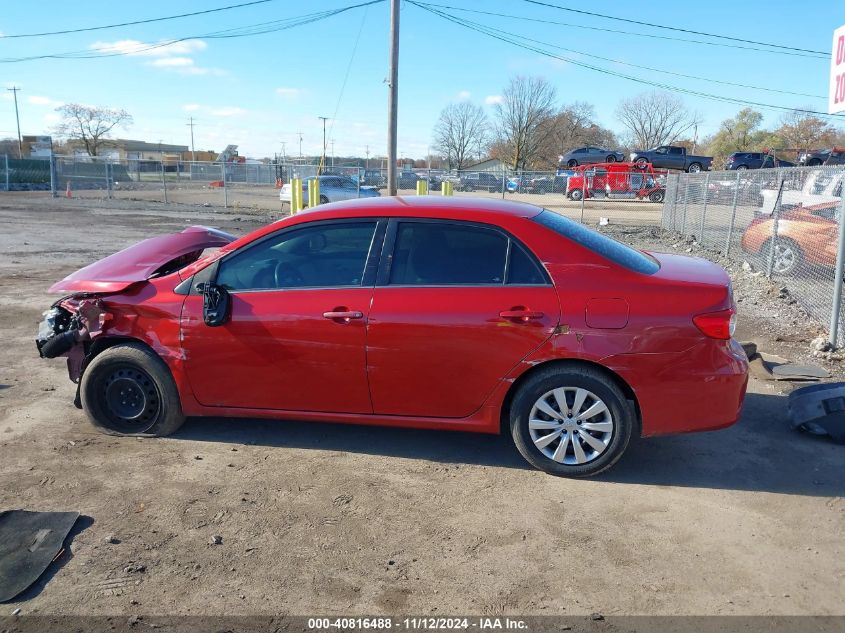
[500,308,544,322]
[323,309,364,322]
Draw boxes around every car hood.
[49,226,236,294]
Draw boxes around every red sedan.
[37,198,748,477]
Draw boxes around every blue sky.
[0,1,839,159]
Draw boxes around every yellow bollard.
[441,180,453,196]
[308,178,321,207]
[290,177,302,214]
[416,179,429,195]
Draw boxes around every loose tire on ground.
[509,365,634,477]
[80,342,185,437]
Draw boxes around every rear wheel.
[635,158,649,169]
[569,188,583,201]
[510,366,633,477]
[808,158,823,167]
[687,163,702,173]
[648,190,665,203]
[81,343,185,437]
[606,155,617,163]
[763,238,804,276]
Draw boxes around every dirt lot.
[0,195,843,617]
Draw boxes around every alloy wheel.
[528,387,614,465]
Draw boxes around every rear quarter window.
[533,210,659,275]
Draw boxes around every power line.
[411,4,824,101]
[409,2,844,120]
[520,0,828,57]
[417,2,827,60]
[0,1,384,64]
[0,0,278,39]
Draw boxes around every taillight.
[693,309,736,339]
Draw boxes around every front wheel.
[606,155,617,163]
[569,188,583,201]
[763,238,804,276]
[567,160,578,168]
[649,190,665,203]
[510,365,634,477]
[736,165,748,171]
[634,158,649,168]
[80,343,185,437]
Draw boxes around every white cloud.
[210,107,247,117]
[90,38,207,57]
[456,90,471,101]
[150,57,194,67]
[485,95,504,105]
[275,87,302,98]
[28,95,63,107]
[182,103,201,112]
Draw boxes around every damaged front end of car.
[35,225,236,405]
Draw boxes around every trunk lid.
[647,251,732,310]
[49,226,235,294]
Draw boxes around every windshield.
[533,210,659,274]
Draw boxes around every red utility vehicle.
[566,162,666,203]
[36,197,747,477]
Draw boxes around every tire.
[509,365,634,477]
[762,237,804,276]
[808,159,823,167]
[634,158,649,169]
[648,190,665,203]
[319,194,329,204]
[736,165,748,171]
[80,342,185,437]
[567,160,578,168]
[606,155,616,163]
[569,188,583,201]
[687,163,702,173]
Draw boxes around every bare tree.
[52,103,132,156]
[535,101,618,168]
[776,109,840,150]
[616,91,698,149]
[494,76,557,171]
[432,102,489,171]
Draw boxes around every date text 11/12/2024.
[307,618,529,630]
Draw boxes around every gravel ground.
[0,196,843,618]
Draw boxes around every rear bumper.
[605,338,749,436]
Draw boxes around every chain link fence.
[662,165,845,344]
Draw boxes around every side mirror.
[201,282,231,327]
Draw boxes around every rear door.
[366,219,560,418]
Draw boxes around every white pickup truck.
[760,170,844,214]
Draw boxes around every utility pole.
[318,116,328,174]
[365,145,370,170]
[297,131,303,161]
[186,116,197,162]
[280,141,287,163]
[386,0,399,195]
[7,86,22,159]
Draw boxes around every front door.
[181,219,383,413]
[366,219,560,418]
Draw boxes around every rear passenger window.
[389,223,507,285]
[507,244,545,285]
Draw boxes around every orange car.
[741,201,839,275]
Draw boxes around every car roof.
[295,195,543,219]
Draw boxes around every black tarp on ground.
[0,510,79,602]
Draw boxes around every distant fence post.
[161,161,168,204]
[222,163,228,208]
[4,154,8,192]
[699,172,709,244]
[579,172,586,223]
[49,154,57,197]
[681,174,689,234]
[765,179,786,278]
[501,168,506,199]
[725,170,741,256]
[106,162,113,199]
[829,193,845,347]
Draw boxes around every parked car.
[566,162,665,202]
[36,198,748,478]
[459,172,505,192]
[361,170,386,188]
[759,169,844,215]
[279,175,379,205]
[724,152,796,170]
[798,148,845,166]
[560,147,625,168]
[630,146,713,173]
[527,175,569,194]
[741,201,840,275]
[397,172,422,190]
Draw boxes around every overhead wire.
[408,1,843,120]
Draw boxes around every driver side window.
[216,221,378,291]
